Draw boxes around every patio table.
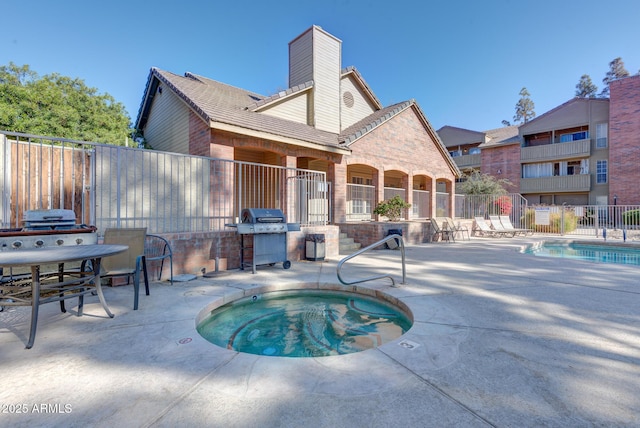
[0,244,127,348]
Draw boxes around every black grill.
[231,208,300,273]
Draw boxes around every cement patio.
[1,236,638,427]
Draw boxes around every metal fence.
[435,192,450,217]
[0,131,329,233]
[454,192,640,239]
[412,190,430,219]
[346,183,374,221]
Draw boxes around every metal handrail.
[336,234,406,288]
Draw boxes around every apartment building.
[439,74,640,205]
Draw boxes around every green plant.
[622,209,640,226]
[524,208,577,233]
[373,195,411,222]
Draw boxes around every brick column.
[329,162,347,223]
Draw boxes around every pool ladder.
[337,234,406,287]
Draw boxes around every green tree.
[575,74,598,98]
[0,62,131,145]
[513,87,536,124]
[457,171,512,195]
[598,57,630,98]
[373,195,411,221]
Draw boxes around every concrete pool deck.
[1,236,639,427]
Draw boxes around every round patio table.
[0,244,127,348]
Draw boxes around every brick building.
[135,25,459,255]
[439,74,640,206]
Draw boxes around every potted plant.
[373,195,411,222]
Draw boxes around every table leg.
[26,265,41,349]
[58,263,66,313]
[91,258,114,318]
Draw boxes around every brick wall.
[148,226,340,279]
[336,221,433,247]
[609,75,640,205]
[346,108,454,178]
[480,143,521,193]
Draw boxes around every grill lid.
[241,208,286,224]
[23,209,78,228]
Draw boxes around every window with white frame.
[596,160,607,184]
[596,123,608,148]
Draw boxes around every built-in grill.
[0,209,97,251]
[231,208,300,274]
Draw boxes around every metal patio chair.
[101,228,149,310]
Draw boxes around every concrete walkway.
[1,236,639,427]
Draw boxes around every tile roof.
[480,125,520,148]
[136,67,457,175]
[138,68,343,150]
[340,101,413,145]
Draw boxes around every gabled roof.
[519,97,609,132]
[480,125,520,148]
[341,66,382,110]
[248,80,314,111]
[340,99,461,176]
[135,68,347,153]
[436,125,486,148]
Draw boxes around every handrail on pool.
[337,234,406,288]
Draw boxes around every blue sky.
[2,0,639,132]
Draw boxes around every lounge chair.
[489,216,516,237]
[431,218,455,242]
[445,217,470,240]
[498,215,534,236]
[101,228,149,310]
[473,216,513,238]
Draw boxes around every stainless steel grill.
[231,208,300,274]
[0,209,97,250]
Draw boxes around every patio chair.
[499,215,534,236]
[145,234,173,285]
[431,218,455,242]
[101,228,149,310]
[445,217,470,240]
[488,216,516,237]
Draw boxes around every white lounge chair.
[473,216,513,238]
[499,215,533,236]
[489,216,516,237]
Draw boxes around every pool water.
[525,242,640,266]
[197,290,412,358]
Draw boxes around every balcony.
[520,174,591,193]
[520,139,591,162]
[453,153,481,168]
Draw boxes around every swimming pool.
[523,241,640,266]
[196,287,412,358]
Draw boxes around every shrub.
[622,209,640,227]
[523,208,577,233]
[494,196,513,215]
[373,195,411,222]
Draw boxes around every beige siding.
[144,84,190,154]
[258,92,310,124]
[289,29,313,87]
[521,100,608,135]
[312,28,341,133]
[340,75,377,130]
[288,26,342,133]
